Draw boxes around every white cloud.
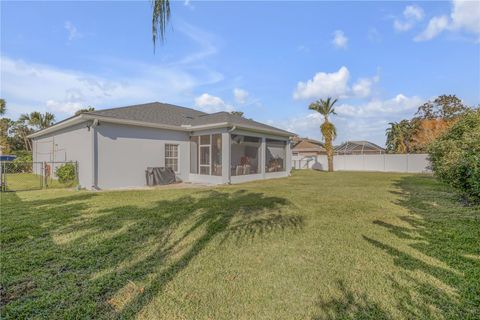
[394,4,425,32]
[404,5,425,21]
[64,21,82,41]
[352,76,379,98]
[293,66,350,100]
[335,94,423,117]
[293,66,379,100]
[394,20,415,32]
[414,0,480,41]
[269,94,424,146]
[1,55,222,117]
[450,0,480,34]
[414,16,450,41]
[176,22,218,65]
[233,88,249,104]
[332,30,348,49]
[194,93,233,113]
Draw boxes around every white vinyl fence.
[292,154,431,173]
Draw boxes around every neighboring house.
[335,141,385,155]
[291,137,326,157]
[28,102,294,190]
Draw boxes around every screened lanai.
[188,130,291,184]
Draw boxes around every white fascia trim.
[230,124,293,137]
[27,115,86,138]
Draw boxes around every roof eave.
[27,114,86,138]
[28,114,294,139]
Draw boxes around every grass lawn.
[1,171,479,319]
[1,173,75,191]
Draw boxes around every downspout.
[90,119,99,190]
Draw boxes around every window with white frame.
[165,144,179,172]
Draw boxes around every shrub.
[55,163,77,184]
[428,109,480,203]
[9,150,33,173]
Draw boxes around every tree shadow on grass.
[312,280,391,320]
[1,189,302,319]
[365,175,480,319]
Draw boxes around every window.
[165,144,179,172]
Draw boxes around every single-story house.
[334,141,385,155]
[28,102,294,190]
[291,137,326,157]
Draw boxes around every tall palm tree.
[152,0,171,48]
[309,97,337,172]
[0,99,6,116]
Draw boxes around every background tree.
[75,106,95,116]
[309,97,337,172]
[415,94,469,120]
[386,94,472,153]
[0,99,5,116]
[385,120,415,153]
[19,111,55,130]
[428,109,480,203]
[230,111,244,117]
[152,0,171,48]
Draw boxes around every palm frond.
[152,0,171,49]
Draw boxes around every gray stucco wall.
[95,122,190,189]
[32,121,92,188]
[32,121,292,190]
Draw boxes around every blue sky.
[1,0,479,146]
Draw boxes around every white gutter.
[91,119,100,190]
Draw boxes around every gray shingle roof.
[335,141,385,153]
[86,102,207,127]
[83,102,293,136]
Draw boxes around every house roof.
[86,102,207,127]
[334,140,385,153]
[28,102,294,138]
[291,137,326,152]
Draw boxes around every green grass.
[1,171,479,319]
[2,173,76,191]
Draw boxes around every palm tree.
[385,120,415,153]
[0,99,5,116]
[19,111,55,130]
[309,97,337,172]
[385,122,400,153]
[152,0,171,48]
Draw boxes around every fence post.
[43,161,47,189]
[75,161,79,186]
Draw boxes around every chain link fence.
[0,161,78,192]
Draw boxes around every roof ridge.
[89,101,207,115]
